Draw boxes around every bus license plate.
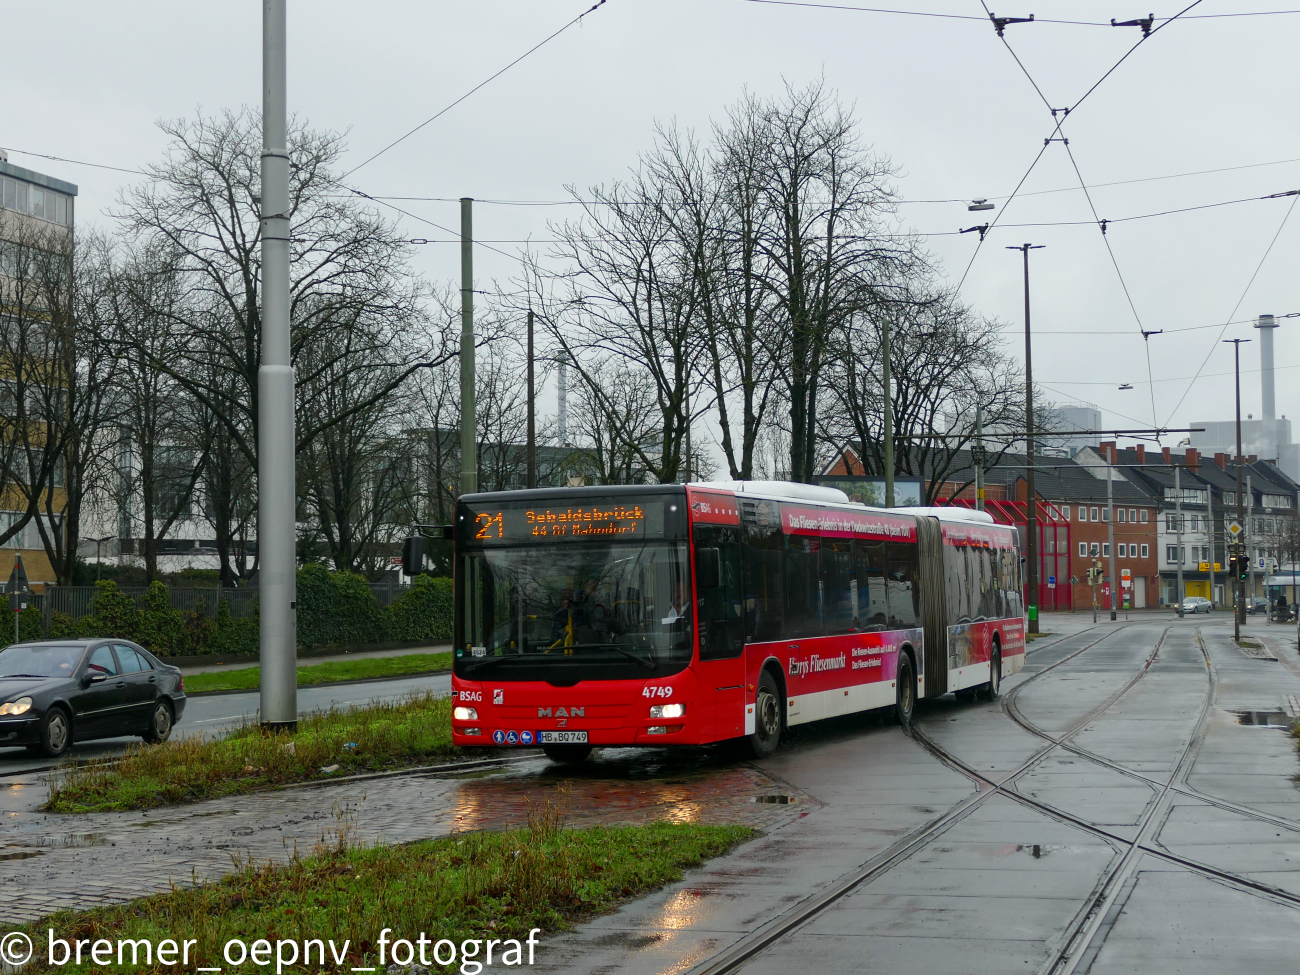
[539,731,588,744]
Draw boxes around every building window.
[1129,508,1136,522]
[1166,514,1178,531]
[1141,543,1149,558]
[1078,541,1087,557]
[1061,505,1071,520]
[1118,508,1127,523]
[1262,493,1292,509]
[1118,543,1127,557]
[1140,510,1149,523]
[1090,542,1100,557]
[1090,506,1099,522]
[1102,507,1110,522]
[1165,545,1185,564]
[1103,543,1111,557]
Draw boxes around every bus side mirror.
[696,547,721,590]
[402,536,425,576]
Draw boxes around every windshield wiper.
[461,644,656,673]
[461,655,539,675]
[0,674,50,679]
[567,643,656,670]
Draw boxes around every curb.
[184,668,453,697]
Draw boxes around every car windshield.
[0,644,85,679]
[456,540,692,681]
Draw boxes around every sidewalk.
[177,643,451,676]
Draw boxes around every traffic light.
[1238,555,1249,582]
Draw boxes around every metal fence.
[43,581,407,622]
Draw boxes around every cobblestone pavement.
[0,750,811,925]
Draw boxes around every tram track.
[687,624,1145,975]
[691,621,1300,975]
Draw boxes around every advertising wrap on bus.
[448,483,1026,761]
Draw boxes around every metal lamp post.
[1009,243,1045,633]
[258,0,298,729]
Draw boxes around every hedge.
[19,572,454,659]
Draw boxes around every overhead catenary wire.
[739,0,1300,26]
[339,0,607,181]
[1160,190,1300,425]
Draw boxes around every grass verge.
[183,651,454,694]
[19,800,754,974]
[45,693,464,813]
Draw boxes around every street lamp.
[1009,243,1045,633]
[1224,337,1251,640]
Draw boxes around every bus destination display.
[462,499,669,544]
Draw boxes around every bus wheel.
[979,643,1002,701]
[894,654,916,727]
[745,670,783,759]
[542,745,592,764]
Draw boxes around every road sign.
[1226,520,1243,539]
[5,556,29,595]
[1048,575,1056,586]
[1121,568,1131,580]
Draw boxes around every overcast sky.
[6,1,1298,458]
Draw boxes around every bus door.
[693,524,745,740]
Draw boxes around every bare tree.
[822,285,1028,502]
[115,108,456,572]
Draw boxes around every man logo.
[537,707,586,718]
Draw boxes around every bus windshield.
[456,540,693,681]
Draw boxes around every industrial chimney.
[1255,314,1277,460]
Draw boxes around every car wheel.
[542,744,592,764]
[979,642,1002,701]
[142,700,174,744]
[744,669,783,758]
[894,653,916,727]
[39,708,71,758]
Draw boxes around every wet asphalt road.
[535,617,1300,975]
[0,672,452,776]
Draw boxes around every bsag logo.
[537,707,586,718]
[788,653,847,678]
[458,691,482,702]
[493,689,504,705]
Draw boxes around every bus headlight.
[0,697,32,716]
[649,703,684,719]
[453,706,478,721]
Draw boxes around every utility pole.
[1225,337,1250,638]
[974,402,985,512]
[526,310,536,489]
[258,0,297,730]
[1207,484,1216,607]
[460,198,476,496]
[1107,456,1117,621]
[882,315,894,507]
[1247,473,1256,607]
[1175,465,1185,618]
[1009,243,1045,633]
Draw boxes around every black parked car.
[0,640,186,757]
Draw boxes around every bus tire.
[894,652,916,727]
[979,642,1002,701]
[542,745,592,764]
[744,669,783,759]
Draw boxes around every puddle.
[1233,711,1296,728]
[48,833,107,848]
[0,849,43,860]
[750,795,797,804]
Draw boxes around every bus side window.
[821,539,855,634]
[784,535,822,639]
[696,525,744,660]
[854,540,888,630]
[741,504,784,642]
[885,541,921,629]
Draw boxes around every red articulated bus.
[445,481,1025,763]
